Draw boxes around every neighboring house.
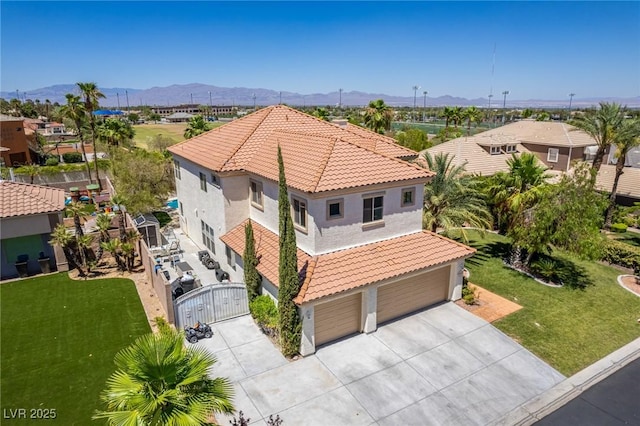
[168,105,475,355]
[595,165,640,204]
[0,181,68,279]
[42,122,66,135]
[426,120,597,174]
[166,112,194,123]
[152,104,234,117]
[0,114,32,166]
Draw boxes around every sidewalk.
[492,337,640,425]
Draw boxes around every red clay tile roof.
[168,105,432,192]
[221,220,475,304]
[0,181,66,218]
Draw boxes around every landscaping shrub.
[62,152,83,163]
[602,239,640,270]
[249,295,279,336]
[153,316,172,334]
[610,223,628,233]
[461,283,476,305]
[45,156,59,166]
[530,258,558,282]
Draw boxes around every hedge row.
[602,239,640,271]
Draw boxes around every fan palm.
[604,118,640,228]
[93,329,234,425]
[66,201,87,237]
[570,102,626,172]
[60,94,92,182]
[184,115,212,139]
[78,82,106,190]
[417,152,492,241]
[363,99,393,134]
[50,224,82,273]
[463,106,483,135]
[450,106,464,128]
[75,234,94,271]
[442,106,454,128]
[100,239,125,271]
[95,213,113,260]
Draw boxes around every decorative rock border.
[617,275,640,298]
[502,261,563,288]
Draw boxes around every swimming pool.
[166,198,178,209]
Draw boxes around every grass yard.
[464,231,640,376]
[609,230,640,248]
[132,122,224,149]
[0,273,150,425]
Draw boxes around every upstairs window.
[211,173,220,188]
[250,180,263,209]
[225,244,236,270]
[174,160,181,179]
[490,146,501,155]
[363,195,384,223]
[327,199,344,220]
[401,188,415,207]
[292,197,307,230]
[547,148,559,163]
[505,144,517,153]
[199,172,207,192]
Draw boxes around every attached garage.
[376,266,450,324]
[314,292,362,346]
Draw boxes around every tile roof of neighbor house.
[0,181,66,218]
[168,105,430,193]
[595,165,640,200]
[477,120,597,148]
[424,136,539,176]
[221,220,475,304]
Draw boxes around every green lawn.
[132,122,224,149]
[464,231,640,376]
[0,273,150,425]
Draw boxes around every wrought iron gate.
[174,283,249,328]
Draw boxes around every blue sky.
[1,1,639,100]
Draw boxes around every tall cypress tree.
[277,145,301,357]
[243,220,260,301]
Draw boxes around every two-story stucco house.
[168,105,475,355]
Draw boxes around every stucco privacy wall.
[0,213,57,239]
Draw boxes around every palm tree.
[463,106,483,135]
[184,115,212,139]
[442,106,454,128]
[363,99,393,134]
[93,329,234,425]
[60,94,92,182]
[486,152,550,232]
[100,239,125,271]
[417,152,492,241]
[77,82,106,190]
[111,195,127,241]
[21,163,40,184]
[75,234,94,272]
[95,213,113,260]
[50,223,83,274]
[570,102,626,172]
[450,106,464,128]
[66,201,87,237]
[604,118,640,228]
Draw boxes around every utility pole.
[412,85,420,122]
[339,88,343,108]
[488,94,494,127]
[501,90,510,125]
[209,91,212,121]
[422,91,427,121]
[279,91,282,104]
[117,92,120,110]
[125,90,130,112]
[252,93,256,110]
[190,93,193,105]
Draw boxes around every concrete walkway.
[196,303,565,425]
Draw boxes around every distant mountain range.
[2,83,639,109]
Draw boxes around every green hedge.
[610,223,628,233]
[249,295,279,336]
[602,239,640,270]
[62,152,83,163]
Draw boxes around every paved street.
[194,302,565,425]
[535,357,640,425]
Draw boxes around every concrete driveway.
[196,302,564,426]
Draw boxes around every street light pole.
[488,94,494,127]
[209,91,212,121]
[252,93,256,110]
[339,88,343,108]
[422,91,427,121]
[568,93,575,121]
[279,91,282,105]
[412,85,420,121]
[125,90,130,112]
[501,90,510,125]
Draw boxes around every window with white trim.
[326,199,344,220]
[401,188,415,207]
[363,195,384,223]
[211,173,220,188]
[199,172,207,192]
[250,180,263,209]
[490,146,501,155]
[174,160,181,179]
[225,244,236,270]
[201,220,215,254]
[547,148,559,163]
[292,196,307,230]
[505,144,517,153]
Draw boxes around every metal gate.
[174,283,249,328]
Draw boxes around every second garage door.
[314,292,362,346]
[377,266,450,324]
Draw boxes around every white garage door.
[314,292,362,346]
[377,266,450,324]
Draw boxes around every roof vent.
[332,119,348,128]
